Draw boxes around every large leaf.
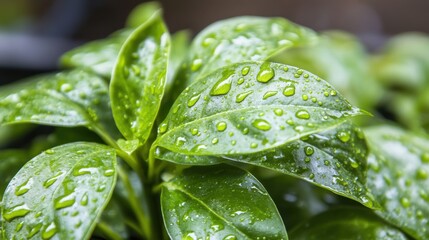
[365,125,429,239]
[110,11,170,145]
[161,165,287,239]
[126,1,161,28]
[0,70,120,139]
[179,16,317,87]
[289,207,407,240]
[1,142,117,240]
[60,30,132,77]
[155,62,366,158]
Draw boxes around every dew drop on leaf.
[304,146,314,156]
[241,66,250,76]
[190,128,199,136]
[210,71,234,96]
[263,91,278,99]
[60,83,73,92]
[191,58,203,71]
[274,108,283,116]
[104,169,115,177]
[81,192,89,206]
[236,90,253,103]
[223,235,237,240]
[216,121,227,132]
[28,224,42,238]
[15,178,33,196]
[187,94,201,107]
[421,153,429,163]
[54,193,76,209]
[43,172,63,188]
[237,77,245,85]
[45,149,55,155]
[158,123,168,134]
[41,222,57,240]
[175,137,186,147]
[252,119,271,131]
[416,169,428,179]
[337,131,351,143]
[256,64,275,83]
[283,85,296,97]
[3,203,31,221]
[212,138,219,144]
[400,197,411,208]
[295,110,310,119]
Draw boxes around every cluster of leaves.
[0,2,428,239]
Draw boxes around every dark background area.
[0,0,428,84]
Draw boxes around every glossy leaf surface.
[110,12,170,145]
[60,30,132,77]
[161,165,287,239]
[365,125,429,239]
[289,207,407,240]
[156,62,365,157]
[180,16,317,86]
[1,142,117,240]
[0,70,119,139]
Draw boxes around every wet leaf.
[0,150,29,200]
[60,29,132,77]
[1,142,117,240]
[110,11,170,145]
[289,207,407,240]
[161,165,287,239]
[365,125,429,240]
[155,62,366,158]
[179,16,317,87]
[0,70,120,139]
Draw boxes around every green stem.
[148,145,156,181]
[96,221,124,240]
[117,166,154,240]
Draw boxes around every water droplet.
[81,193,89,206]
[242,128,249,135]
[330,90,337,96]
[241,66,250,76]
[303,73,309,78]
[15,221,24,232]
[131,64,140,75]
[158,123,168,134]
[42,222,57,239]
[311,97,317,103]
[236,90,253,103]
[187,94,201,107]
[173,104,181,114]
[28,224,42,238]
[296,69,303,75]
[190,128,199,136]
[421,153,429,163]
[45,149,55,155]
[274,108,283,116]
[400,197,410,208]
[60,83,73,92]
[73,167,97,176]
[304,146,314,156]
[175,137,186,147]
[3,203,31,221]
[350,160,359,168]
[212,138,219,144]
[184,232,197,240]
[97,185,106,192]
[210,224,224,232]
[210,71,234,96]
[231,140,237,146]
[417,169,428,179]
[304,157,311,163]
[263,91,278,99]
[337,131,351,143]
[295,110,310,119]
[256,63,275,83]
[202,37,215,46]
[283,66,289,72]
[191,59,202,71]
[237,77,245,85]
[250,143,258,148]
[44,172,63,188]
[223,235,237,240]
[54,193,76,209]
[252,119,271,131]
[309,173,315,179]
[302,94,308,101]
[15,178,33,196]
[191,144,207,152]
[216,122,227,132]
[283,85,295,97]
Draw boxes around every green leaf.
[156,62,366,158]
[272,31,382,110]
[0,70,120,139]
[110,11,170,145]
[289,207,407,240]
[161,165,287,239]
[166,30,191,94]
[365,125,429,239]
[0,150,28,200]
[1,142,117,240]
[126,1,162,28]
[179,16,317,86]
[60,29,132,77]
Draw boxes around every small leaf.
[0,70,120,139]
[1,142,117,240]
[161,165,287,239]
[179,16,317,86]
[60,29,132,77]
[289,207,407,240]
[126,1,162,28]
[0,150,28,200]
[365,125,429,240]
[156,62,366,158]
[110,11,170,145]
